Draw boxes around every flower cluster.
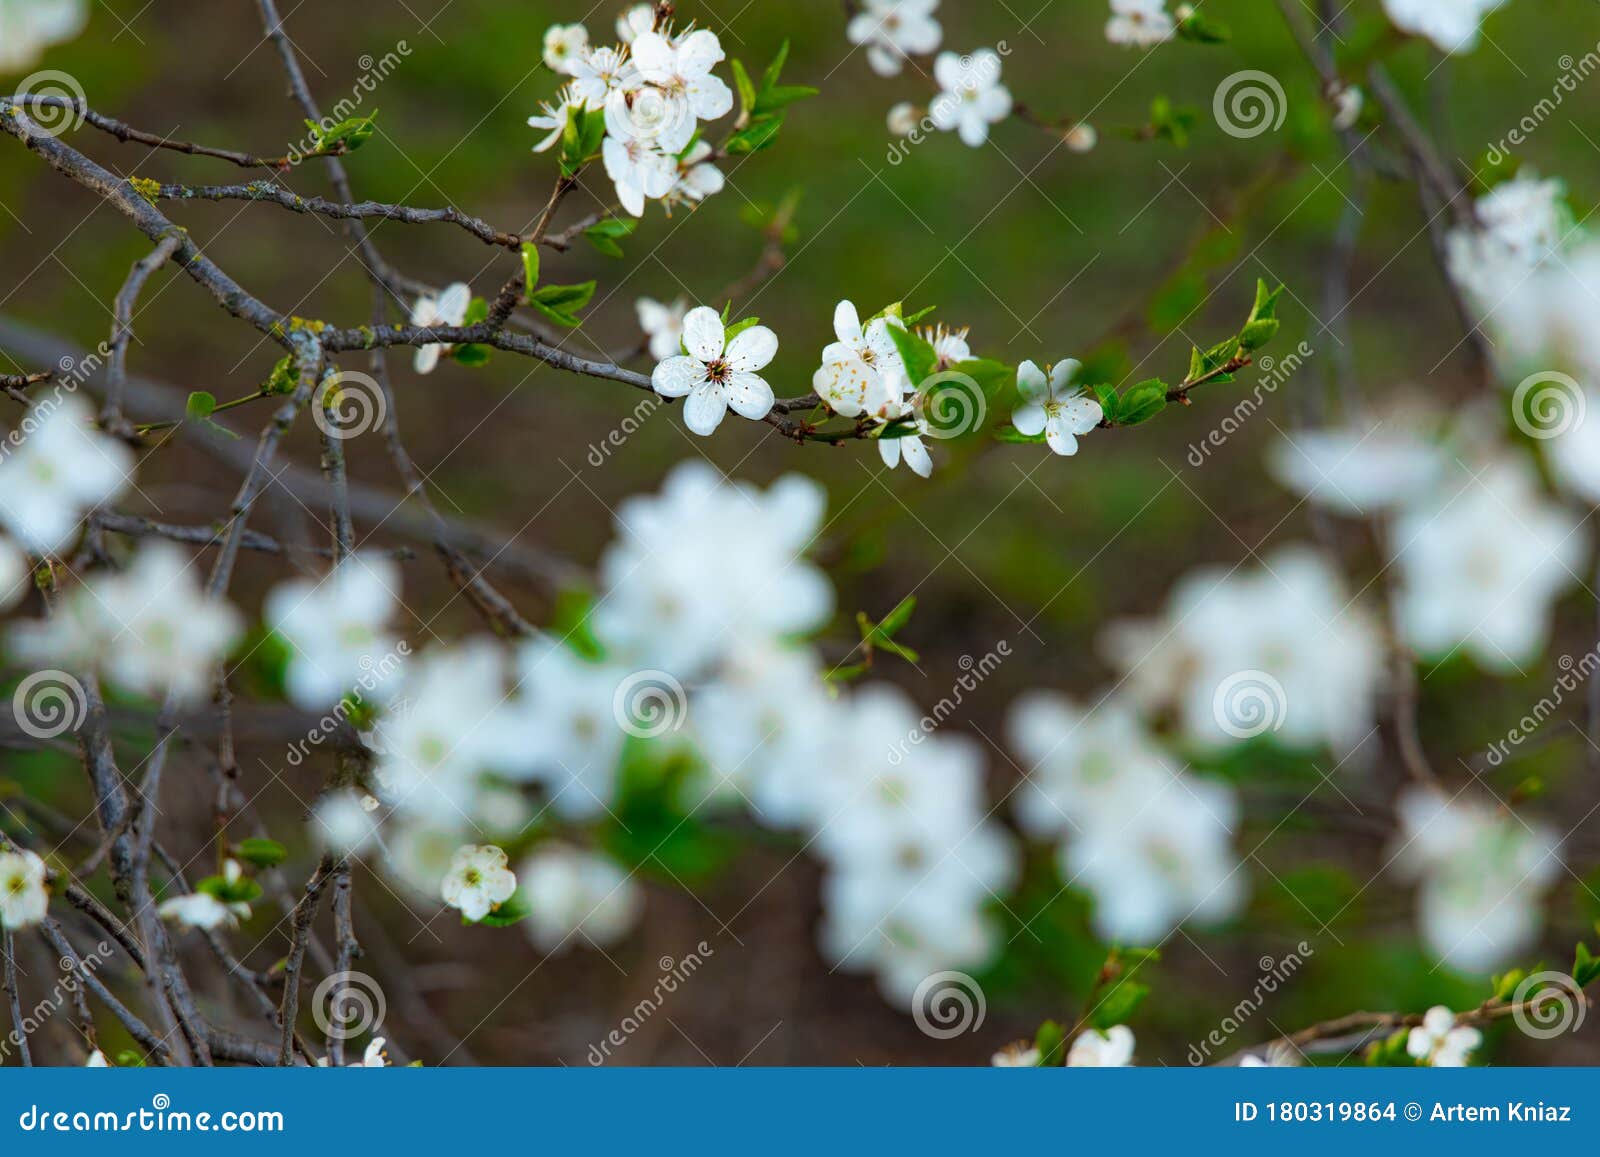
[1394,790,1560,973]
[1105,0,1176,48]
[534,9,732,217]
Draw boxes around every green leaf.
[761,39,791,93]
[1033,1020,1066,1067]
[724,114,786,155]
[476,888,531,928]
[530,280,597,328]
[1239,317,1279,351]
[877,595,917,637]
[723,316,763,344]
[462,296,489,326]
[902,304,938,326]
[1492,968,1527,1002]
[521,242,540,297]
[583,216,637,258]
[731,59,757,118]
[949,358,1014,400]
[265,356,297,395]
[1113,379,1168,426]
[311,111,379,154]
[451,344,492,366]
[1247,279,1284,325]
[1177,9,1231,43]
[550,587,605,661]
[559,104,607,177]
[887,323,938,385]
[1574,942,1600,988]
[996,426,1047,445]
[754,85,818,117]
[1089,980,1149,1031]
[185,390,217,420]
[235,837,287,868]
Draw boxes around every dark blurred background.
[3,0,1600,1065]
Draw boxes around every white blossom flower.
[0,535,30,611]
[494,638,627,820]
[264,555,402,711]
[1391,459,1586,672]
[668,139,724,207]
[410,282,471,374]
[1382,0,1507,54]
[877,397,934,478]
[1067,1025,1135,1066]
[520,843,641,952]
[528,86,585,153]
[847,0,942,77]
[991,1041,1042,1067]
[813,300,905,418]
[629,28,734,152]
[12,543,243,704]
[1407,1006,1482,1067]
[1106,0,1175,48]
[312,790,382,856]
[1267,413,1447,516]
[637,296,688,361]
[1495,239,1600,379]
[617,4,655,44]
[369,641,512,821]
[650,306,777,435]
[1544,385,1600,504]
[350,1038,390,1067]
[918,323,971,369]
[0,394,134,554]
[0,0,88,72]
[1102,545,1385,752]
[886,101,920,136]
[1012,359,1102,456]
[0,849,48,929]
[441,844,517,922]
[594,464,833,674]
[570,45,642,104]
[929,49,1012,147]
[85,1049,108,1067]
[157,892,242,931]
[1447,174,1569,303]
[603,91,678,215]
[1394,788,1560,973]
[1330,83,1364,131]
[542,23,590,74]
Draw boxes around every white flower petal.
[682,306,725,362]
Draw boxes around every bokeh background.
[4,0,1600,1065]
